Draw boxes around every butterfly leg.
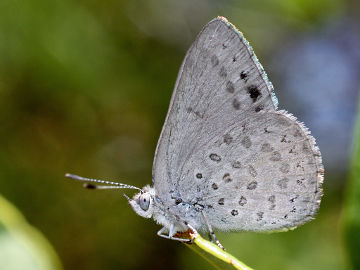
[208,232,213,243]
[201,211,225,250]
[157,226,191,242]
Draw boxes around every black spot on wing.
[247,85,261,102]
[223,133,233,145]
[255,105,263,112]
[240,71,248,81]
[256,212,264,221]
[247,181,257,190]
[196,173,203,179]
[232,161,241,169]
[209,153,221,162]
[223,173,232,183]
[239,196,247,206]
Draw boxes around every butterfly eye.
[139,193,151,211]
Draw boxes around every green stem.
[183,227,254,270]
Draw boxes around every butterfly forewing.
[152,17,323,232]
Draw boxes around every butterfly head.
[127,185,155,219]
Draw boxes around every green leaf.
[0,195,63,270]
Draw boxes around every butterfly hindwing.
[177,110,323,231]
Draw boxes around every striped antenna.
[65,173,141,191]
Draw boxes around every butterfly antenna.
[65,173,142,191]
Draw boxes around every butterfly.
[66,16,324,249]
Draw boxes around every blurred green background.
[1,0,360,269]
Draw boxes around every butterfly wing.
[152,17,323,232]
[174,110,323,231]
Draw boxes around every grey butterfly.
[66,16,324,247]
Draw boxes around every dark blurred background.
[1,0,359,269]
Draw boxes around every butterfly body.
[130,186,205,234]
